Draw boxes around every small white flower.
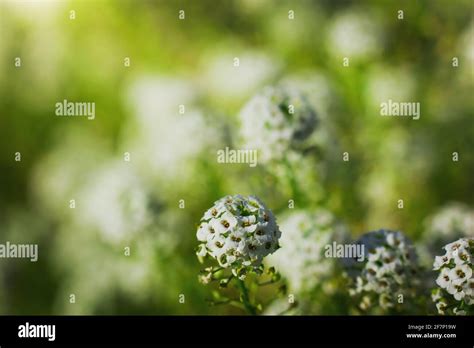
[386,232,402,247]
[463,278,474,297]
[367,247,384,263]
[436,301,447,314]
[446,282,466,301]
[211,212,237,235]
[203,204,226,221]
[445,240,468,254]
[449,264,472,285]
[433,254,450,270]
[197,222,212,242]
[436,268,452,289]
[453,248,471,265]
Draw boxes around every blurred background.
[0,0,473,315]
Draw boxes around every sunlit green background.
[0,0,473,315]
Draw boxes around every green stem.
[207,299,231,306]
[211,267,223,274]
[257,280,274,286]
[282,156,304,204]
[236,279,256,315]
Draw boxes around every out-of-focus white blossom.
[327,12,381,60]
[239,85,318,163]
[75,161,151,244]
[432,238,474,315]
[196,194,281,278]
[125,76,216,179]
[127,77,195,122]
[53,232,160,315]
[267,210,348,293]
[419,203,474,268]
[425,203,474,242]
[32,130,111,216]
[279,73,339,154]
[199,52,280,102]
[281,73,332,118]
[344,229,419,311]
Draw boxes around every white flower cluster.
[425,203,474,242]
[200,52,280,101]
[196,195,281,278]
[76,162,151,244]
[239,85,318,163]
[418,204,474,268]
[432,238,474,315]
[268,210,347,293]
[345,229,419,310]
[126,76,215,180]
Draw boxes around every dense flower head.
[432,238,474,315]
[344,229,419,310]
[239,85,318,163]
[268,210,348,293]
[196,195,281,278]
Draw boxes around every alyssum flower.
[239,84,318,163]
[268,209,348,293]
[344,229,419,311]
[432,237,474,315]
[265,210,350,314]
[196,195,283,315]
[196,194,281,279]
